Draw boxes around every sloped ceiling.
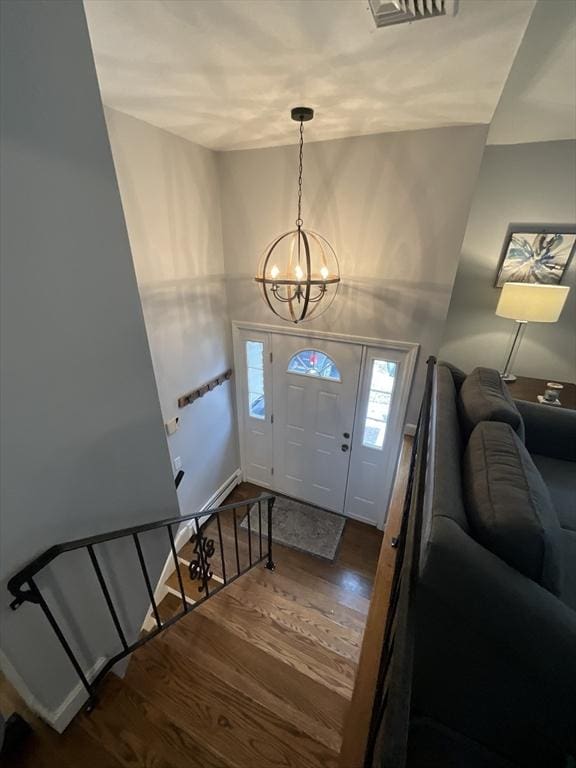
[84,0,536,151]
[488,0,576,145]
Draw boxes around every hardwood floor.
[0,482,387,768]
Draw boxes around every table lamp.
[495,283,570,381]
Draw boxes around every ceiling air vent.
[369,0,455,28]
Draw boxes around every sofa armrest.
[514,399,576,461]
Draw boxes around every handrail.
[7,493,276,712]
[7,493,274,604]
[364,355,436,767]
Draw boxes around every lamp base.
[500,372,517,382]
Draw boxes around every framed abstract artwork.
[495,227,576,288]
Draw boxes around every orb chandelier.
[255,107,340,324]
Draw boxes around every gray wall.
[104,108,239,517]
[218,125,488,422]
[440,140,576,382]
[0,1,178,717]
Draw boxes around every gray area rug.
[241,495,346,561]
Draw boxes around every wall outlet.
[173,456,182,472]
[165,417,179,436]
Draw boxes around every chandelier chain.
[296,120,304,228]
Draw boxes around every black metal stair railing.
[7,494,276,711]
[364,355,436,768]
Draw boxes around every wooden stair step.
[245,565,368,633]
[197,586,356,698]
[225,574,362,662]
[80,675,234,768]
[127,639,339,768]
[166,610,347,753]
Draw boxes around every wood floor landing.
[0,483,383,768]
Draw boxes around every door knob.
[341,444,349,452]
[343,432,350,439]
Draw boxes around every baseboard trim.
[0,649,105,734]
[404,422,417,437]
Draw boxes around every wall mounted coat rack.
[177,369,232,409]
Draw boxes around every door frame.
[232,320,419,528]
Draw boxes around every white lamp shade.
[496,283,570,323]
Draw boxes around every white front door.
[272,336,362,513]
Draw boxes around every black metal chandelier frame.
[254,107,340,324]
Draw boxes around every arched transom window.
[287,349,342,382]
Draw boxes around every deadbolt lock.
[343,432,350,439]
[341,444,349,452]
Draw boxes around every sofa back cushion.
[459,367,525,441]
[464,421,563,595]
[426,364,470,534]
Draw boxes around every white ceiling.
[84,0,537,152]
[488,0,576,145]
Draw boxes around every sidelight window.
[362,360,397,450]
[246,340,265,419]
[287,350,341,382]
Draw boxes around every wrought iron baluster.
[216,514,227,585]
[133,533,161,629]
[28,578,94,701]
[266,496,275,571]
[246,504,252,567]
[167,525,187,612]
[258,500,263,560]
[232,508,241,576]
[87,544,128,652]
[188,519,212,598]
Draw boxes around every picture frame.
[495,225,576,288]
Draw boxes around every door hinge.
[271,467,274,476]
[269,352,273,363]
[271,414,274,424]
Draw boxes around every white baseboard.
[0,648,105,734]
[404,422,417,437]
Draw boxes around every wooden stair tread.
[128,639,339,768]
[166,610,348,753]
[225,574,362,662]
[245,565,368,633]
[197,585,357,698]
[79,676,230,768]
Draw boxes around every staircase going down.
[3,482,383,768]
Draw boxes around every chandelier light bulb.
[270,264,280,279]
[320,266,329,280]
[294,264,304,281]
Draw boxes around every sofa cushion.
[531,454,576,533]
[438,360,467,391]
[464,421,563,595]
[459,367,525,441]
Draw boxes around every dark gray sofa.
[412,362,576,767]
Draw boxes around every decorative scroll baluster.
[188,520,214,598]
